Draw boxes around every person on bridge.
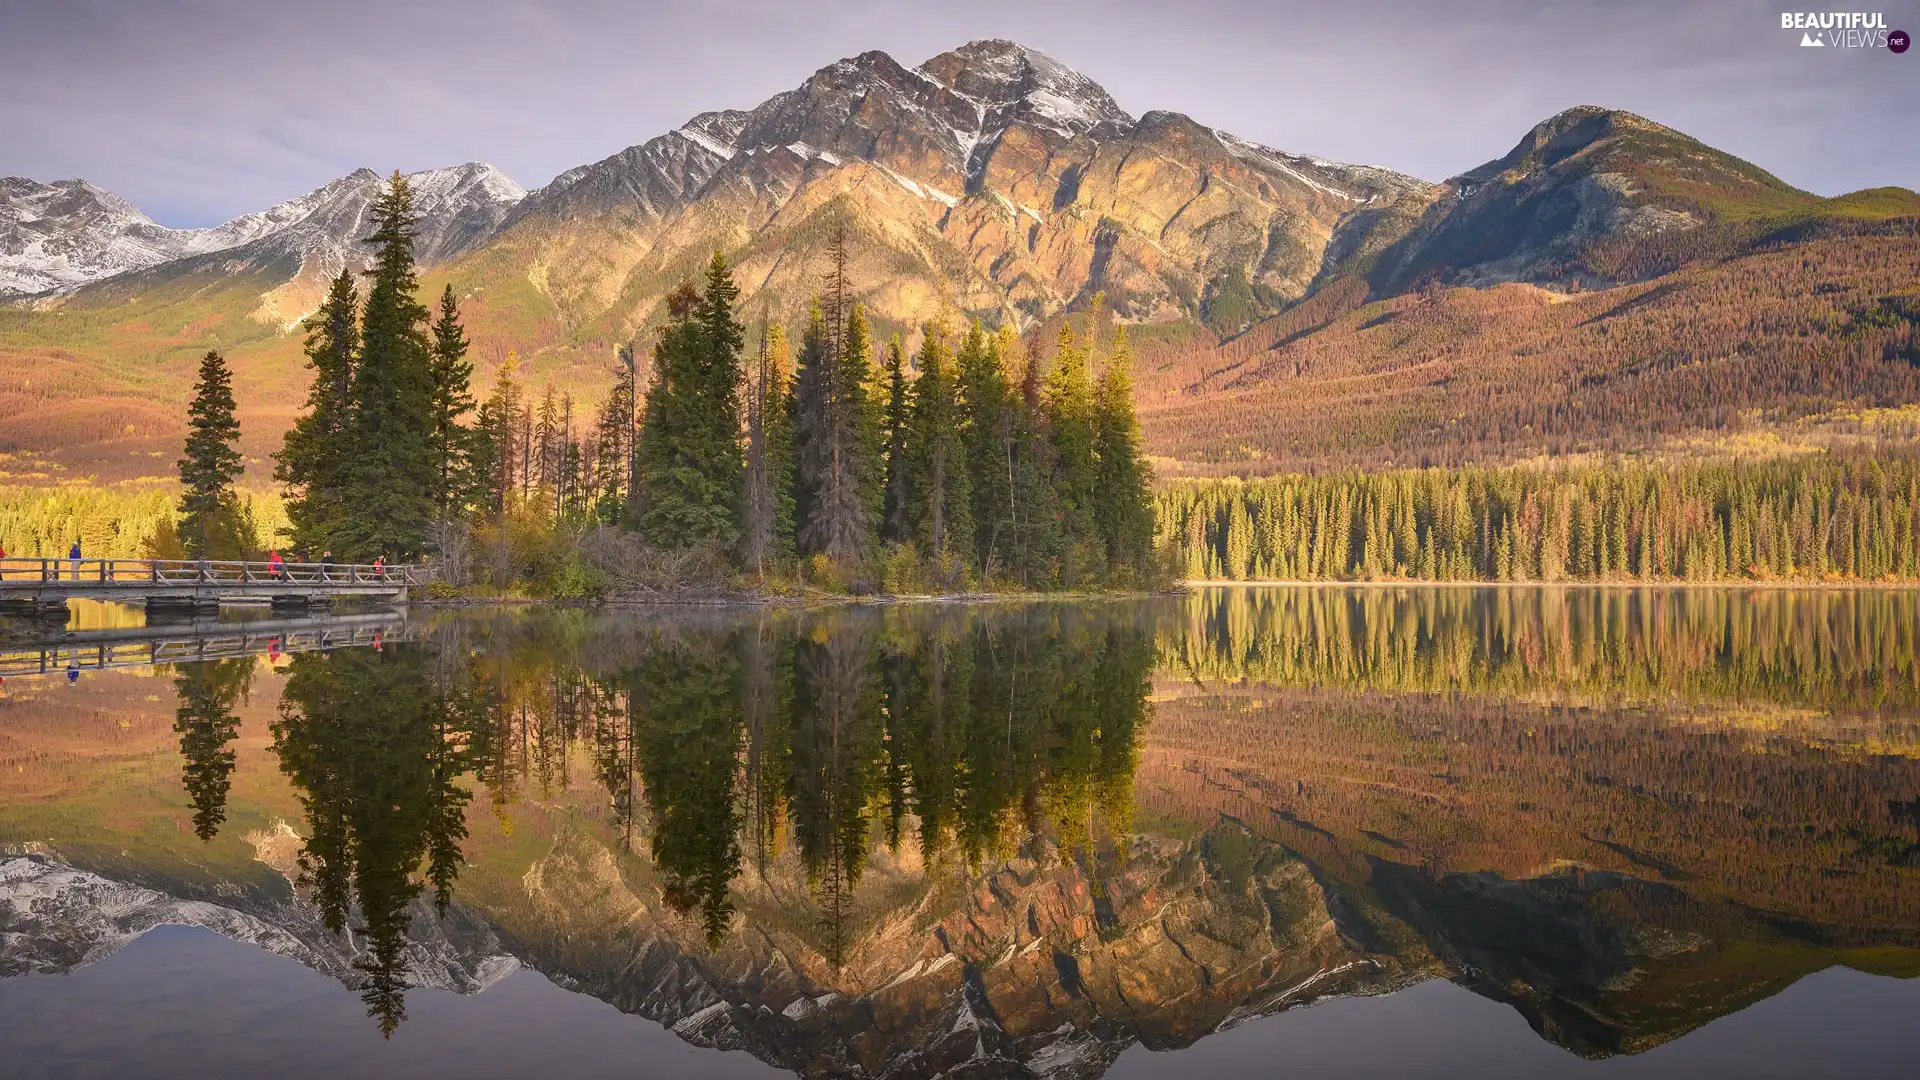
[320,551,333,582]
[69,539,82,581]
[373,555,385,580]
[268,550,285,580]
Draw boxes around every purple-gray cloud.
[1,0,1911,227]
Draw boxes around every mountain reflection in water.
[3,587,1919,1078]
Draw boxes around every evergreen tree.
[742,321,799,568]
[1010,342,1063,585]
[794,303,880,563]
[1092,326,1154,573]
[177,349,245,559]
[957,322,1013,576]
[744,324,776,570]
[1044,322,1099,549]
[634,254,747,550]
[908,321,972,565]
[593,347,639,525]
[426,284,475,520]
[763,325,797,558]
[473,351,522,515]
[881,336,911,544]
[276,269,358,552]
[339,172,437,560]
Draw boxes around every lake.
[3,586,1919,1078]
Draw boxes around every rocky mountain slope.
[457,38,1431,342]
[1339,105,1824,294]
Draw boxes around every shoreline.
[1180,578,1920,591]
[414,587,1186,611]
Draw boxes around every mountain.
[0,176,298,296]
[1337,105,1822,294]
[0,163,526,315]
[1,38,1917,485]
[478,39,1427,337]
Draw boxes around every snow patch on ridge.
[676,127,738,161]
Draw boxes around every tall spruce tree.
[277,269,359,552]
[908,321,972,563]
[340,172,437,560]
[956,322,1012,575]
[743,320,799,568]
[1011,341,1063,586]
[881,336,911,544]
[763,325,797,558]
[634,254,747,550]
[593,348,639,525]
[1092,326,1155,573]
[744,323,776,570]
[178,350,246,559]
[473,350,522,515]
[793,302,880,562]
[427,285,476,519]
[1044,321,1098,549]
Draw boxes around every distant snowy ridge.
[0,163,526,298]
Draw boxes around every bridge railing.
[0,557,425,588]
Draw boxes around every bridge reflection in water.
[0,610,414,679]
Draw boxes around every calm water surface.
[3,587,1918,1078]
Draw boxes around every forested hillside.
[1136,212,1920,475]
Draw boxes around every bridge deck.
[0,558,420,607]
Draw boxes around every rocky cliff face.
[483,39,1427,334]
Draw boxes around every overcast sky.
[2,0,1913,227]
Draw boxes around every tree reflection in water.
[272,647,474,1037]
[254,603,1154,1033]
[172,656,253,842]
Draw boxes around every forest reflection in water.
[198,603,1154,1035]
[23,585,1920,1072]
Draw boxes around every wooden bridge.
[0,611,416,679]
[0,558,423,614]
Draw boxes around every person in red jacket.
[268,550,285,581]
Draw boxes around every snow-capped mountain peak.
[0,163,528,299]
[917,39,1133,135]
